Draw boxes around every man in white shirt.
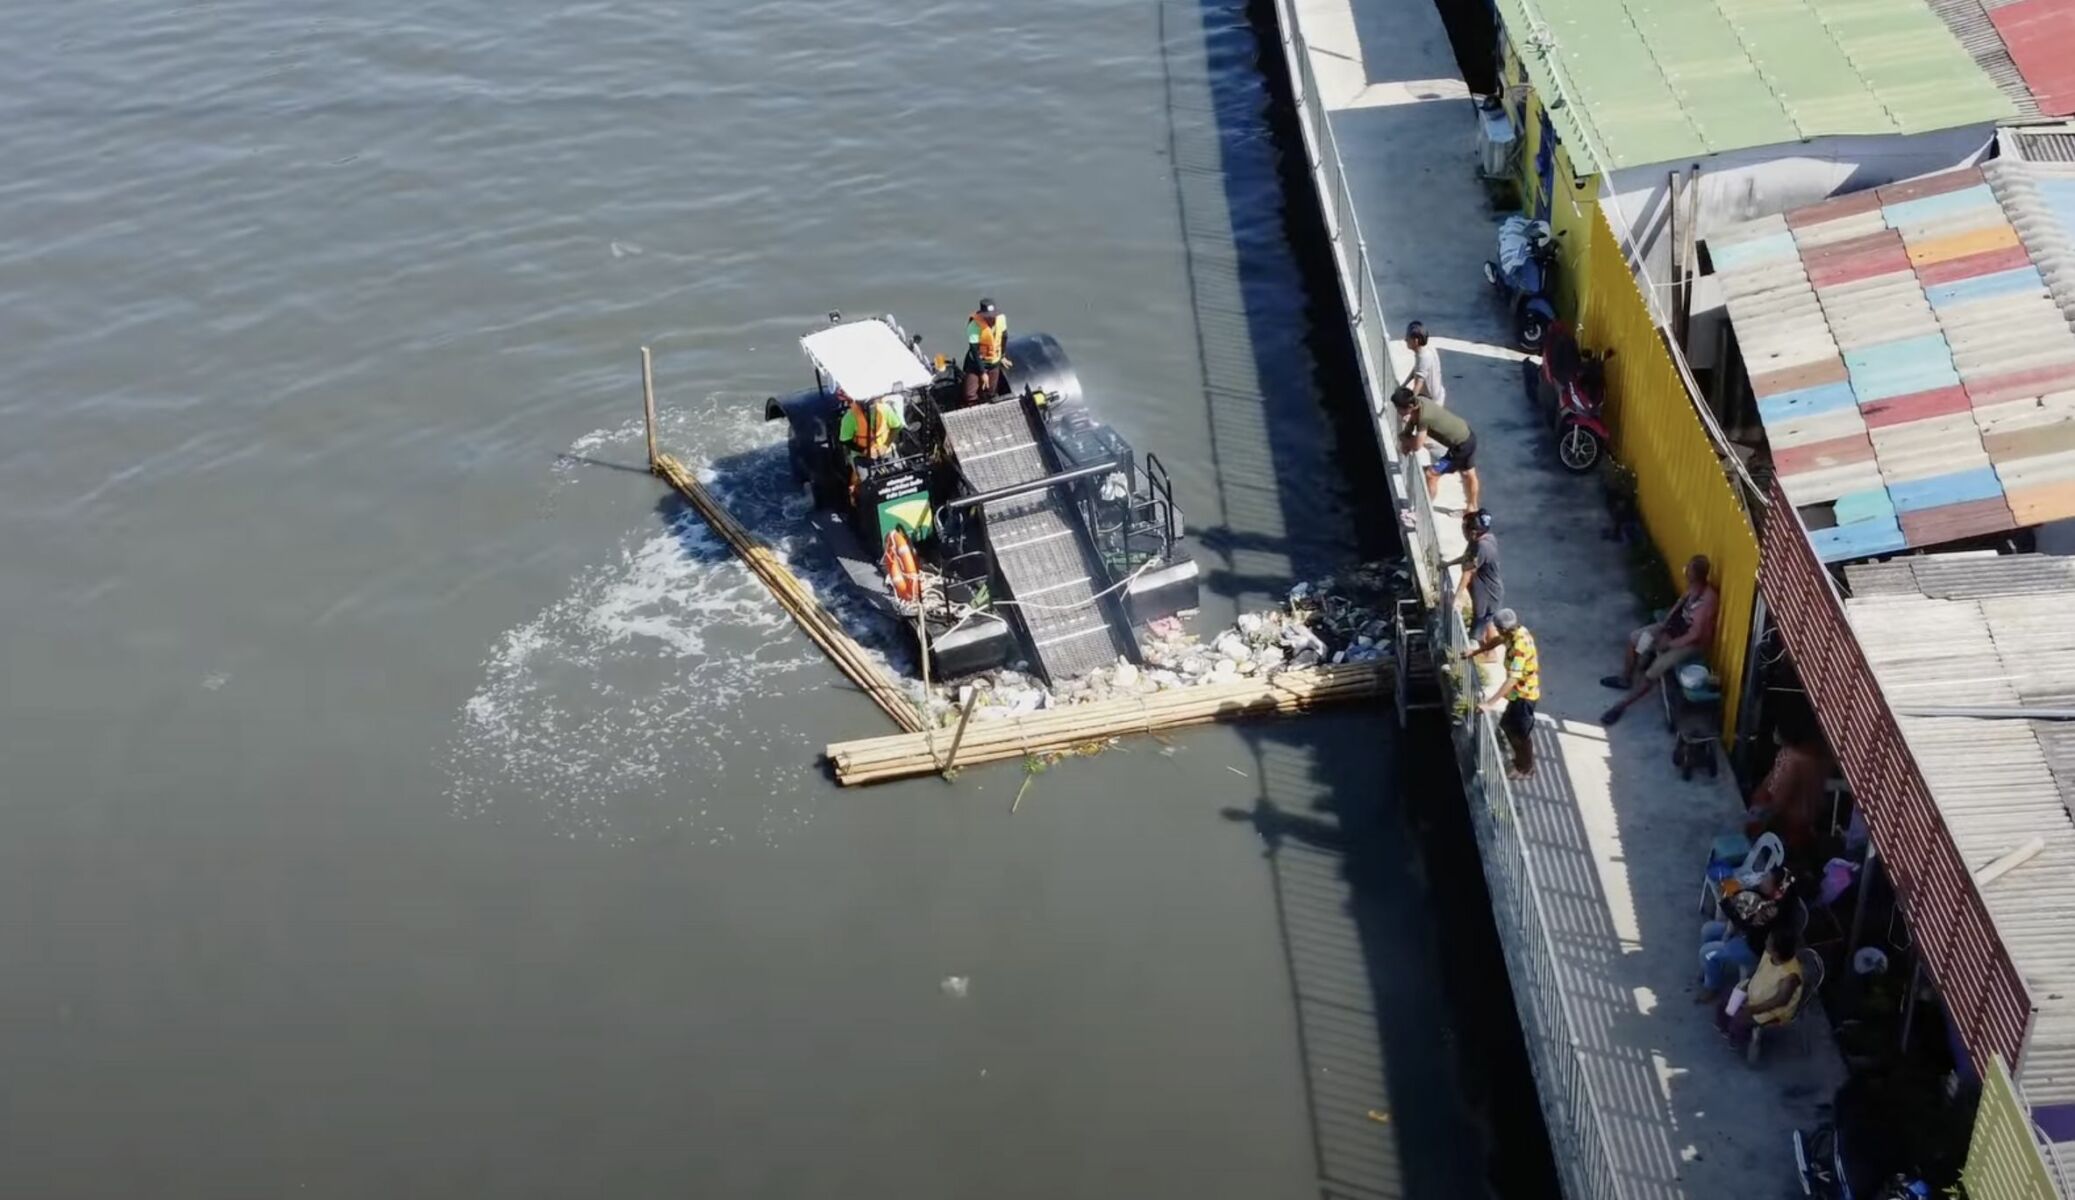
[1406,321,1446,407]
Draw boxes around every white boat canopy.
[799,319,936,399]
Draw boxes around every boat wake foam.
[444,395,905,845]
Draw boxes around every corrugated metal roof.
[1931,0,2044,117]
[2002,124,2075,162]
[1847,552,2075,596]
[1495,0,2017,171]
[1987,0,2075,117]
[1710,166,2075,560]
[1844,555,2075,1104]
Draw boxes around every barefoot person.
[1391,384,1480,513]
[1600,555,1717,726]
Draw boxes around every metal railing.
[1266,3,1623,1197]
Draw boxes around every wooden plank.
[825,662,1388,786]
[652,452,925,734]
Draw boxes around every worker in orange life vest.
[960,298,1011,406]
[838,391,907,502]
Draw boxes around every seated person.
[1697,867,1792,1004]
[1718,928,1806,1045]
[839,392,908,502]
[1600,554,1717,726]
[839,392,907,462]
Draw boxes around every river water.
[0,0,1533,1195]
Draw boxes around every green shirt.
[1410,398,1472,450]
[839,399,906,455]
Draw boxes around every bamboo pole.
[826,661,1388,786]
[650,450,924,734]
[640,346,659,470]
[939,689,981,776]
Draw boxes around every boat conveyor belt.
[937,402,1136,682]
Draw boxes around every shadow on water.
[1168,0,1560,1194]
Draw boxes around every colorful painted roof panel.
[1987,0,2075,117]
[1709,164,2075,562]
[1497,0,2019,170]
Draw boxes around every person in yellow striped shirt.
[1464,608,1539,778]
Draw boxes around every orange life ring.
[883,530,922,603]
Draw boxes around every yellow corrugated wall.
[1547,144,1592,324]
[1963,1056,2063,1200]
[1580,205,1759,740]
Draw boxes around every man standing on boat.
[961,298,1010,406]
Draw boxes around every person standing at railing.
[1391,384,1481,513]
[1447,508,1501,640]
[1463,608,1539,779]
[1405,321,1447,407]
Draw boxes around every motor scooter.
[1520,321,1609,473]
[1483,215,1558,352]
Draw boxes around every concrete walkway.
[1283,0,1847,1194]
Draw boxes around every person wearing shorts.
[1601,554,1717,726]
[1391,386,1480,512]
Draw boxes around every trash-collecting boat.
[764,312,1199,685]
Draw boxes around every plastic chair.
[1699,832,1783,916]
[1746,947,1826,1065]
[1698,832,1751,914]
[1745,832,1786,877]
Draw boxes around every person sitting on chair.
[1600,554,1717,726]
[1697,867,1793,1004]
[839,392,907,502]
[1718,928,1806,1046]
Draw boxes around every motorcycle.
[1483,215,1558,352]
[1795,1121,1937,1199]
[1521,321,1609,473]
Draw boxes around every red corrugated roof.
[1989,0,2075,117]
[1898,495,2019,544]
[1862,385,1972,428]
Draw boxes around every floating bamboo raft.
[825,660,1389,786]
[650,450,925,734]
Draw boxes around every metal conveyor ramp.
[938,402,1137,683]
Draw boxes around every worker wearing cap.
[1448,508,1501,640]
[961,298,1011,407]
[1464,608,1539,778]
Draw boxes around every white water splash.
[447,394,908,845]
